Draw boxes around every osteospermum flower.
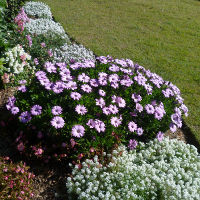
[75,105,87,115]
[51,106,62,115]
[81,84,92,93]
[71,125,85,138]
[94,120,106,133]
[136,103,143,112]
[128,121,137,132]
[99,89,106,96]
[11,107,19,115]
[31,105,42,116]
[145,104,155,114]
[78,73,90,83]
[137,127,144,136]
[51,116,65,129]
[116,97,126,108]
[44,62,57,73]
[109,105,119,114]
[111,116,122,127]
[19,111,32,123]
[128,139,138,150]
[131,93,142,103]
[18,85,27,92]
[70,92,82,100]
[96,97,106,108]
[156,131,164,142]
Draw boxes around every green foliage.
[0,156,35,199]
[41,0,200,144]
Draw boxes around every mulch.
[0,87,199,200]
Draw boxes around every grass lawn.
[40,0,200,143]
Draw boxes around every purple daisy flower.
[86,119,96,128]
[81,84,92,93]
[70,92,82,100]
[110,116,122,127]
[131,94,142,103]
[102,107,111,115]
[78,73,90,83]
[128,139,138,150]
[31,105,42,116]
[108,74,119,83]
[128,121,137,132]
[51,116,65,129]
[170,123,177,133]
[71,125,85,138]
[18,85,27,92]
[116,97,126,108]
[44,62,57,73]
[99,89,106,97]
[94,120,106,133]
[19,111,32,123]
[145,104,155,114]
[19,80,27,85]
[96,98,106,108]
[154,107,164,120]
[75,105,87,115]
[109,104,119,114]
[52,106,62,115]
[137,127,144,136]
[136,103,143,113]
[11,107,19,115]
[109,64,119,72]
[52,82,64,94]
[156,131,164,142]
[90,79,99,87]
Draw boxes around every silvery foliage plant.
[24,18,70,42]
[53,43,95,64]
[23,1,53,19]
[66,138,200,200]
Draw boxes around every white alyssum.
[23,1,52,19]
[66,138,200,200]
[53,43,95,64]
[5,45,33,74]
[24,18,70,41]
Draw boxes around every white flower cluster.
[24,18,70,41]
[66,138,200,200]
[53,43,95,64]
[5,45,33,74]
[23,1,52,19]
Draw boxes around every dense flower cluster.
[0,45,35,86]
[23,1,52,19]
[66,138,200,200]
[7,55,188,159]
[0,156,35,200]
[24,18,69,41]
[53,43,95,63]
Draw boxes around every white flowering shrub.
[67,138,200,200]
[24,18,70,42]
[53,43,95,64]
[0,44,35,86]
[23,1,52,19]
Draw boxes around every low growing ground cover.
[40,0,200,144]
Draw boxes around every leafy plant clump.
[6,56,188,160]
[23,1,53,19]
[67,138,200,200]
[0,156,35,200]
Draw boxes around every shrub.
[6,56,188,160]
[24,18,70,42]
[23,1,52,19]
[0,44,35,87]
[0,156,35,200]
[53,43,95,64]
[66,138,200,200]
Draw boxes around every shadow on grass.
[181,120,200,152]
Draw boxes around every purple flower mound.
[8,56,188,158]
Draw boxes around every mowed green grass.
[41,0,200,143]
